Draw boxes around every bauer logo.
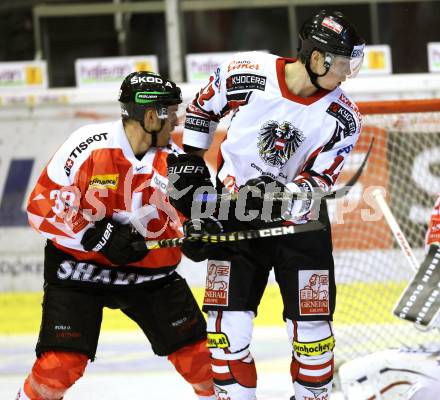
[298,270,330,316]
[135,92,161,103]
[203,260,230,306]
[89,174,119,190]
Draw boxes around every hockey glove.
[166,153,214,218]
[240,175,289,223]
[181,216,223,262]
[81,217,149,265]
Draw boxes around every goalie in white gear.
[167,9,365,400]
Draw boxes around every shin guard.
[168,339,214,397]
[207,310,257,399]
[211,353,257,400]
[22,351,88,400]
[291,356,333,400]
[288,319,334,400]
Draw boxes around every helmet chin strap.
[139,110,166,147]
[305,55,331,90]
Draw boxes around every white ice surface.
[0,327,343,399]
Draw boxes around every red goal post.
[358,98,440,114]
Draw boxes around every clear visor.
[156,104,181,120]
[326,52,364,79]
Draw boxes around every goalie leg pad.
[167,338,214,397]
[23,351,88,400]
[207,311,257,399]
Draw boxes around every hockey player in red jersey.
[16,71,215,400]
[167,10,365,400]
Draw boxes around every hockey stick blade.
[137,220,325,250]
[371,189,440,329]
[392,244,440,330]
[197,137,374,202]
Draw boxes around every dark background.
[1,0,439,87]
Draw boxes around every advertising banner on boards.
[0,61,48,90]
[75,55,159,88]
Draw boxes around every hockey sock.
[287,320,335,400]
[211,352,257,400]
[22,351,88,400]
[291,356,333,400]
[168,339,214,397]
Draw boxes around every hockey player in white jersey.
[167,9,365,400]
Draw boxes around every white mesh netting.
[330,105,440,365]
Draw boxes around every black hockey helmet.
[299,10,365,59]
[298,10,365,87]
[118,71,182,122]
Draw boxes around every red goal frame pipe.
[358,98,440,115]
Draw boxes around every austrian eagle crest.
[258,120,304,167]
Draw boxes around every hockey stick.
[197,137,374,203]
[140,220,325,250]
[372,189,440,329]
[372,189,418,271]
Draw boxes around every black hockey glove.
[81,217,149,265]
[167,153,214,218]
[239,175,289,223]
[181,216,223,262]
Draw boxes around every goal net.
[329,98,440,366]
[183,98,440,367]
